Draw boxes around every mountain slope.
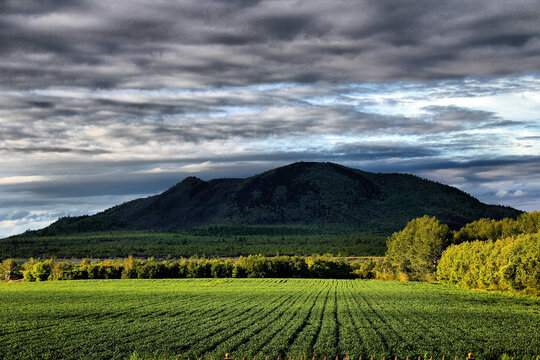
[36,162,521,235]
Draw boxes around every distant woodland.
[0,226,386,258]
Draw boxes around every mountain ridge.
[31,162,521,236]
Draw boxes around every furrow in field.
[360,282,446,355]
[88,294,264,358]
[3,279,539,360]
[177,297,296,356]
[1,292,188,337]
[136,283,293,355]
[353,283,407,355]
[311,279,339,356]
[209,287,313,358]
[4,290,254,358]
[310,283,331,347]
[42,292,263,360]
[5,295,192,357]
[337,280,366,357]
[254,281,326,358]
[333,281,340,354]
[247,285,321,358]
[179,293,297,358]
[0,296,179,349]
[346,281,390,357]
[5,292,202,341]
[270,280,331,357]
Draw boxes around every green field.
[1,279,538,360]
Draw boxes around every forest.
[0,227,386,258]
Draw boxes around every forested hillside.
[25,162,520,237]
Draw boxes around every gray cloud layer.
[1,1,539,237]
[2,1,540,89]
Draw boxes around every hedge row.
[0,255,381,281]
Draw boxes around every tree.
[0,259,21,281]
[386,216,452,281]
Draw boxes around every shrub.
[351,260,377,279]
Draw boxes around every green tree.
[121,256,139,279]
[0,259,21,281]
[210,260,233,278]
[437,233,540,294]
[386,216,452,281]
[517,211,540,234]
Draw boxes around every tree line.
[0,255,382,281]
[382,211,539,294]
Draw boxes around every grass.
[0,279,538,360]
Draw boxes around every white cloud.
[0,176,49,185]
[514,190,525,197]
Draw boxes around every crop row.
[0,279,538,360]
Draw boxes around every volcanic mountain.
[36,162,521,235]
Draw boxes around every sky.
[1,0,540,237]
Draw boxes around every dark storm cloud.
[1,1,540,89]
[0,210,30,222]
[358,155,540,177]
[0,146,110,154]
[6,150,533,206]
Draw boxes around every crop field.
[0,279,538,360]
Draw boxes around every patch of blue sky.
[302,95,340,106]
[337,75,540,127]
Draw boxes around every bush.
[351,260,378,279]
[210,260,233,278]
[50,262,76,280]
[308,258,353,279]
[121,256,139,279]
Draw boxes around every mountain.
[35,162,521,236]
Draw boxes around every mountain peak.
[36,162,522,236]
[180,176,203,184]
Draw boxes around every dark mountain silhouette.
[35,162,521,235]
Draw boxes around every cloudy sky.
[1,1,540,237]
